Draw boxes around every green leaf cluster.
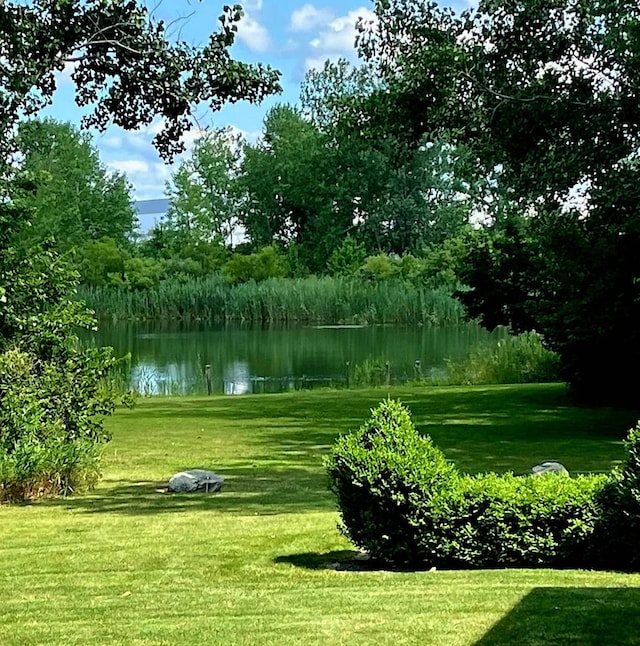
[326,399,640,569]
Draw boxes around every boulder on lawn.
[531,461,569,477]
[168,469,224,493]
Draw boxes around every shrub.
[0,346,119,502]
[443,331,561,385]
[327,236,367,277]
[325,399,458,565]
[75,237,128,286]
[433,472,606,569]
[327,399,610,568]
[222,245,289,284]
[590,423,640,570]
[123,256,165,289]
[359,253,399,281]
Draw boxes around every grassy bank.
[79,275,466,325]
[2,384,640,645]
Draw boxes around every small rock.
[168,469,224,493]
[531,461,569,476]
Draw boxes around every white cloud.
[290,4,334,32]
[236,12,272,53]
[241,0,263,10]
[303,7,377,71]
[96,119,261,201]
[107,159,150,175]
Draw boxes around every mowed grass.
[2,384,640,645]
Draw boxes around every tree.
[1,1,280,162]
[165,128,244,248]
[0,1,281,499]
[299,58,382,137]
[16,118,136,251]
[240,105,353,272]
[355,0,640,403]
[304,60,484,257]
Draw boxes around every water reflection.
[87,322,506,396]
[223,361,251,395]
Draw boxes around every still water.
[86,322,505,395]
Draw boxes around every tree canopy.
[16,118,136,251]
[0,0,280,163]
[352,0,640,402]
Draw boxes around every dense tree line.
[144,0,640,404]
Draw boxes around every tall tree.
[164,128,244,247]
[355,0,640,402]
[16,118,136,250]
[300,59,480,256]
[241,105,352,271]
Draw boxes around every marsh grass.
[442,331,561,385]
[1,384,639,644]
[79,275,466,325]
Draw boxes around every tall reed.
[78,276,467,326]
[441,331,562,385]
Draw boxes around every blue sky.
[44,0,472,206]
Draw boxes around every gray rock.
[168,469,224,493]
[531,461,569,476]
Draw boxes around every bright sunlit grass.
[1,384,640,645]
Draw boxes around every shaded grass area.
[1,384,640,645]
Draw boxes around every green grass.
[2,384,640,645]
[78,275,465,325]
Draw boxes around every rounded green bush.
[325,398,458,565]
[327,398,614,569]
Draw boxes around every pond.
[85,321,506,395]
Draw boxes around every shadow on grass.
[274,550,364,570]
[44,466,336,516]
[59,384,638,515]
[474,587,640,645]
[274,550,426,572]
[121,384,639,476]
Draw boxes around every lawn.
[2,383,640,645]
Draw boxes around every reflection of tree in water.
[131,362,204,396]
[223,361,251,395]
[88,322,505,395]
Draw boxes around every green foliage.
[1,0,282,503]
[360,253,398,281]
[1,2,280,162]
[327,236,367,276]
[325,399,458,565]
[75,237,128,286]
[122,257,164,290]
[354,0,640,403]
[16,119,136,252]
[222,246,290,284]
[591,423,640,570]
[0,344,119,502]
[443,472,605,569]
[352,357,388,388]
[327,399,613,568]
[0,227,130,502]
[79,275,466,325]
[164,129,244,247]
[443,332,562,385]
[240,105,352,272]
